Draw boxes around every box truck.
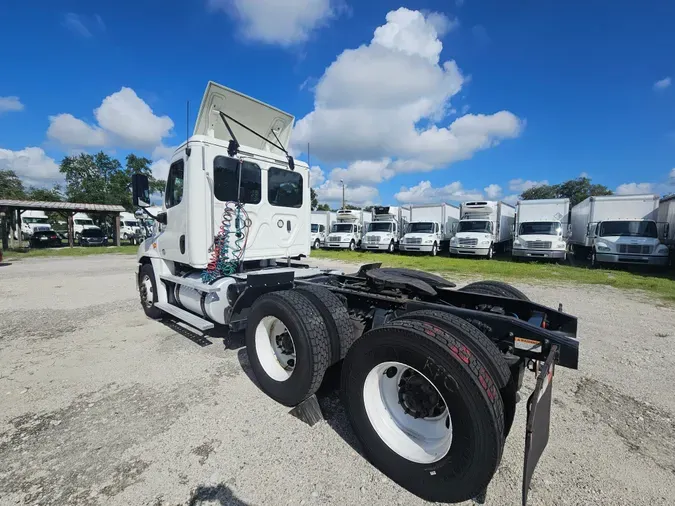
[512,199,570,261]
[569,194,669,266]
[310,210,336,249]
[449,201,515,258]
[325,209,370,250]
[362,206,411,252]
[400,203,460,255]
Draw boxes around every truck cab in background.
[120,211,143,243]
[20,210,52,238]
[570,194,669,267]
[310,210,335,249]
[73,213,100,240]
[326,209,370,250]
[400,203,459,255]
[362,206,410,252]
[450,201,515,259]
[513,198,570,261]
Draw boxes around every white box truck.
[450,201,515,259]
[325,209,370,250]
[569,194,669,266]
[512,199,570,261]
[362,206,411,252]
[400,203,460,255]
[128,80,581,506]
[310,210,335,249]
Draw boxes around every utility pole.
[340,179,345,209]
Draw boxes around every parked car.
[79,228,108,247]
[30,230,62,248]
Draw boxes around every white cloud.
[0,96,24,114]
[329,158,394,185]
[395,180,483,204]
[309,165,325,186]
[150,159,170,181]
[484,183,502,199]
[152,144,178,161]
[579,171,589,178]
[615,182,654,195]
[292,8,523,171]
[314,179,379,206]
[0,147,61,186]
[209,0,341,46]
[653,77,671,91]
[669,168,675,182]
[63,13,92,37]
[47,87,174,150]
[508,178,548,192]
[503,194,519,204]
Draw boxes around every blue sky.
[1,0,674,206]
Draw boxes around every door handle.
[287,220,291,232]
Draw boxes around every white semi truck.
[120,211,143,244]
[130,80,580,506]
[362,206,411,252]
[569,194,669,267]
[20,210,52,238]
[73,213,100,240]
[310,210,336,249]
[325,209,370,250]
[450,201,515,259]
[400,203,460,256]
[512,199,570,261]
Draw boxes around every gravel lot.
[1,254,675,506]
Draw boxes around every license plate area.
[522,345,558,506]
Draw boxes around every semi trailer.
[569,194,669,267]
[362,206,411,252]
[400,203,460,255]
[131,81,580,505]
[325,209,370,250]
[513,199,570,261]
[450,201,515,258]
[310,210,335,249]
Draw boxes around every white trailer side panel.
[590,195,659,222]
[444,204,460,240]
[658,197,675,246]
[497,203,515,243]
[410,204,445,223]
[516,199,571,226]
[570,197,592,247]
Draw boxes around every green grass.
[3,245,138,260]
[311,249,675,302]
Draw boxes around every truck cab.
[120,212,143,243]
[20,210,51,238]
[326,209,367,250]
[590,219,668,265]
[73,213,100,240]
[362,206,410,252]
[310,222,327,248]
[513,198,570,261]
[400,221,442,255]
[450,201,514,259]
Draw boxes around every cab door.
[157,157,188,263]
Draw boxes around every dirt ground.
[1,254,674,506]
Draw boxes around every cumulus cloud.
[615,182,654,195]
[0,96,24,114]
[484,183,502,199]
[653,77,671,91]
[150,159,170,182]
[669,168,675,183]
[209,0,341,46]
[309,165,326,186]
[47,87,174,150]
[292,7,523,172]
[508,178,548,192]
[0,147,61,187]
[314,179,379,206]
[395,180,483,204]
[329,158,395,186]
[503,194,519,204]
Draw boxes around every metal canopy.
[0,200,126,213]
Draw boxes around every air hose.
[202,202,251,283]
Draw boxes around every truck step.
[155,302,214,331]
[159,274,220,292]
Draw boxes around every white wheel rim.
[363,361,452,464]
[255,316,296,382]
[141,275,154,308]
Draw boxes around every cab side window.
[165,160,185,208]
[269,167,303,208]
[213,156,261,204]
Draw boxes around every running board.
[159,274,221,293]
[155,302,214,331]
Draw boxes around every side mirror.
[132,174,150,208]
[157,211,167,225]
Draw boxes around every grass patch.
[311,249,675,301]
[3,245,138,260]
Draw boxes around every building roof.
[0,200,126,213]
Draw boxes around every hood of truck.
[193,81,294,157]
[403,233,434,241]
[517,234,564,244]
[28,223,52,232]
[597,236,660,247]
[454,232,492,241]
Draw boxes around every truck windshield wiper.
[218,111,295,170]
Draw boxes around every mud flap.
[522,345,558,506]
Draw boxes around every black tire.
[431,242,438,256]
[387,241,395,253]
[460,280,529,301]
[245,290,331,406]
[296,284,354,363]
[392,310,516,437]
[139,263,163,319]
[349,240,356,251]
[486,244,494,259]
[314,239,320,249]
[342,320,504,503]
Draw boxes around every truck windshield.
[124,221,138,227]
[369,222,393,232]
[311,224,319,233]
[75,219,94,226]
[23,217,49,224]
[519,221,560,236]
[599,220,657,238]
[408,222,434,233]
[332,224,353,233]
[458,221,492,233]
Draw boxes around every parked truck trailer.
[569,194,669,267]
[513,199,570,261]
[130,80,580,506]
[450,201,515,258]
[400,203,460,255]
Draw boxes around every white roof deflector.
[193,81,294,156]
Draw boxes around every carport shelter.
[0,200,126,248]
